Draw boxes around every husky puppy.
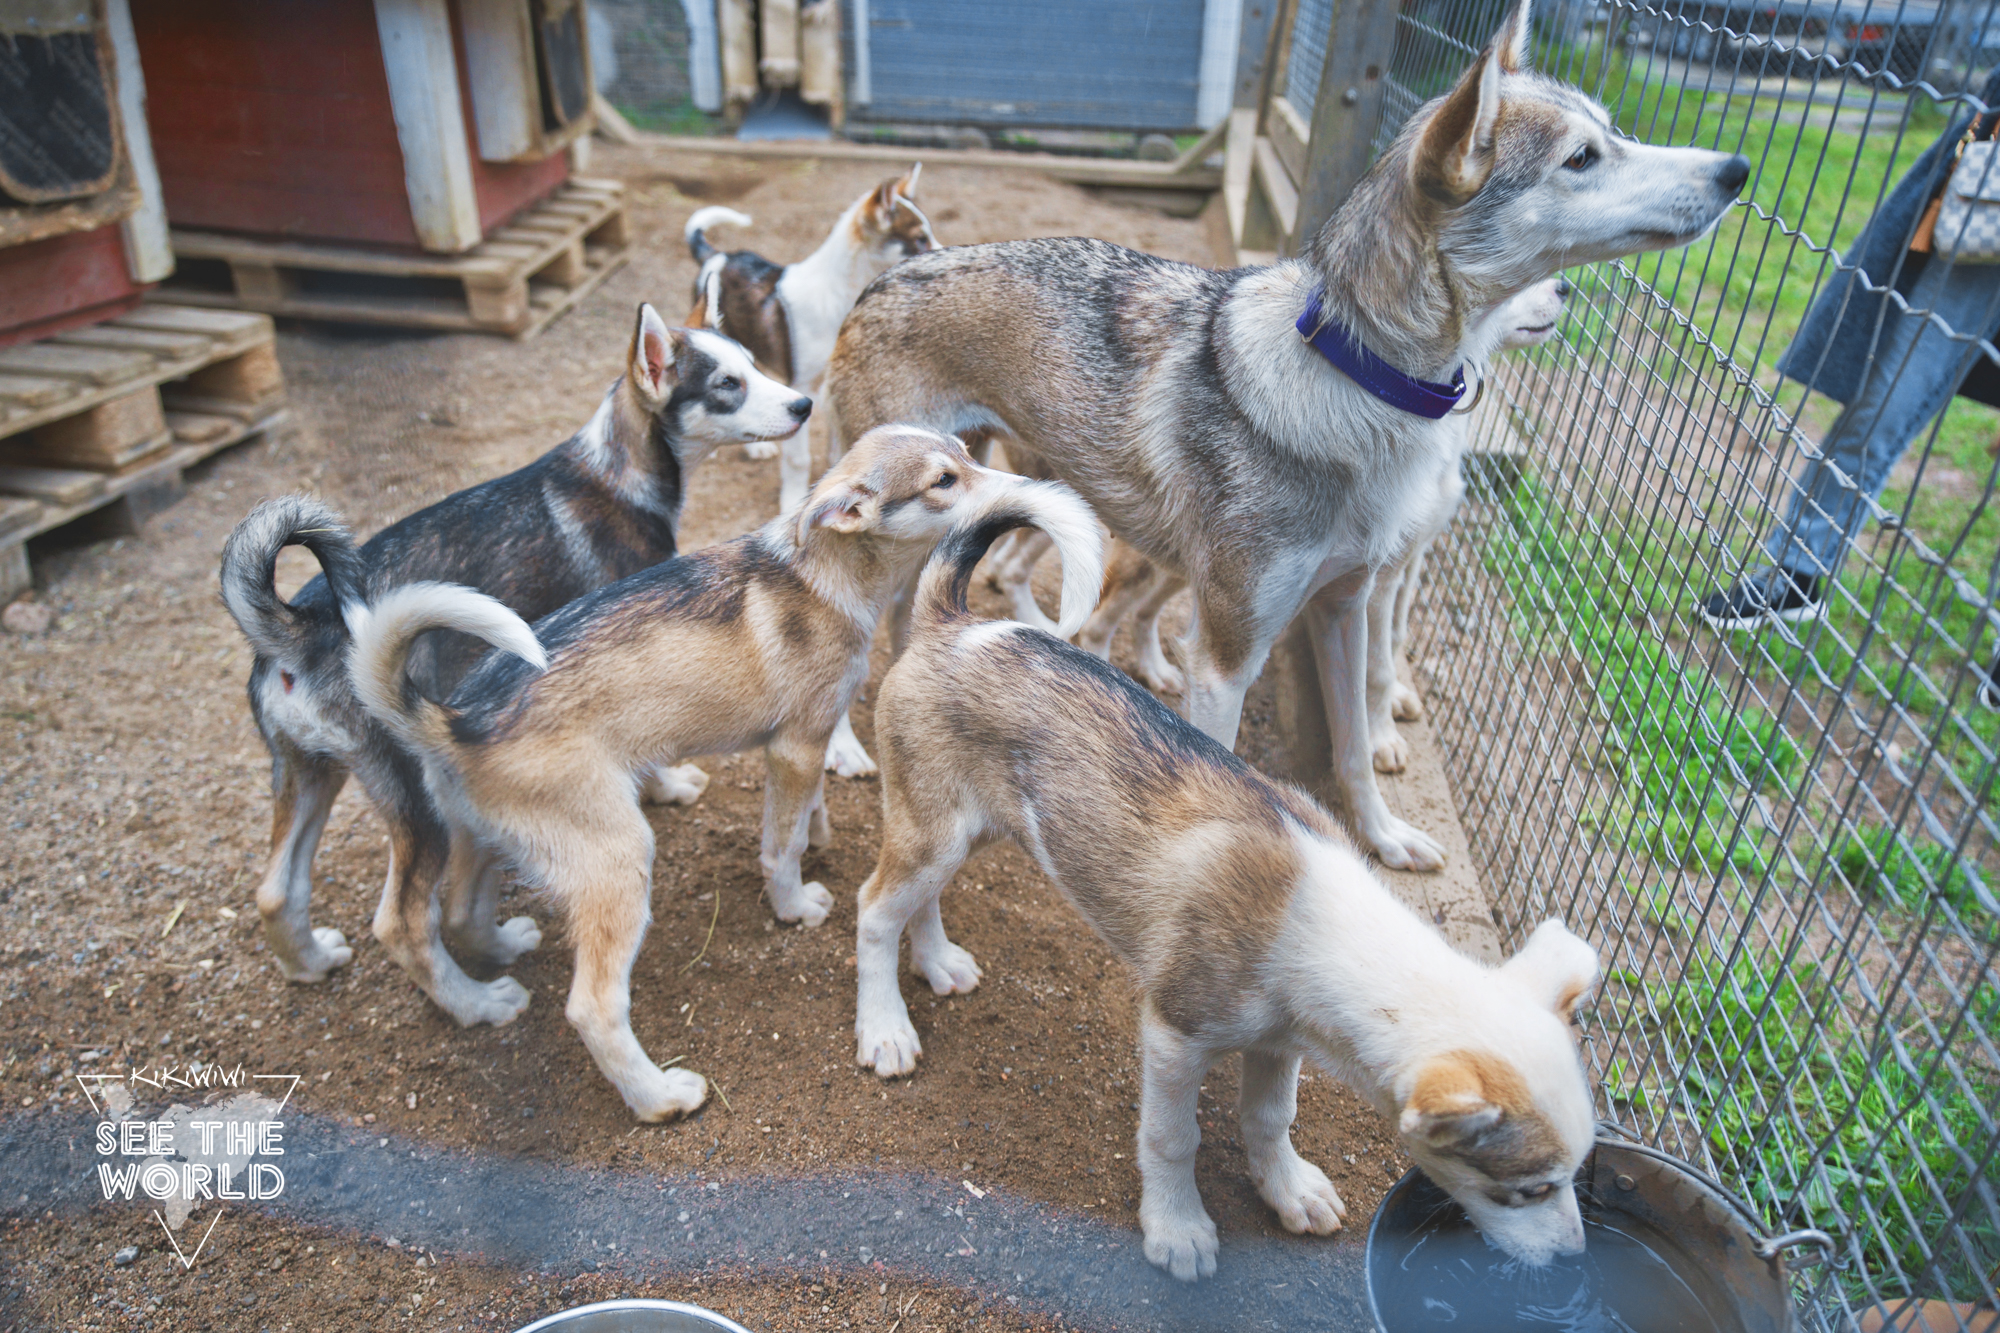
[826,0,1748,869]
[1365,277,1567,774]
[218,306,808,1026]
[684,166,934,514]
[343,425,1103,1120]
[853,522,1600,1279]
[688,169,937,781]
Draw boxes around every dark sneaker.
[1698,567,1824,631]
[1981,654,2000,711]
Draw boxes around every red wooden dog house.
[130,0,630,337]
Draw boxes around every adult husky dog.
[825,0,1748,867]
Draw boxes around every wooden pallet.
[160,177,632,339]
[0,302,288,601]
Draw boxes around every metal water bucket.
[1366,1134,1835,1332]
[513,1299,754,1333]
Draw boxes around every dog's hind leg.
[1129,574,1187,695]
[1240,1048,1346,1236]
[990,528,1059,632]
[1136,1007,1219,1281]
[441,824,542,974]
[1076,539,1158,659]
[1389,542,1429,722]
[1367,567,1411,774]
[256,745,354,983]
[854,827,972,1077]
[762,732,838,925]
[372,802,532,1027]
[560,804,708,1121]
[1304,577,1446,871]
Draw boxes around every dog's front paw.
[451,975,532,1028]
[1371,730,1410,774]
[1391,682,1424,721]
[1367,816,1447,872]
[913,940,982,996]
[1253,1155,1347,1235]
[1141,1209,1219,1282]
[773,880,833,928]
[824,728,878,778]
[627,1067,709,1123]
[743,440,779,460]
[856,1015,923,1077]
[642,763,710,806]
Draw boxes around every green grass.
[1615,951,2000,1301]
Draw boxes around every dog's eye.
[1564,144,1598,171]
[716,377,740,392]
[1519,1182,1557,1200]
[932,472,957,490]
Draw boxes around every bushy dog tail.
[913,478,1103,640]
[685,206,752,264]
[219,495,368,667]
[345,583,547,756]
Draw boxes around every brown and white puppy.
[854,522,1600,1279]
[343,426,1103,1120]
[217,306,808,1027]
[684,166,934,515]
[827,0,1746,870]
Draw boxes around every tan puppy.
[345,425,1103,1121]
[855,521,1601,1279]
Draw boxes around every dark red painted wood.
[0,224,148,349]
[130,0,422,247]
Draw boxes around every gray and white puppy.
[826,0,1747,870]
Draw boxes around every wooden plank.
[0,495,40,541]
[171,228,517,280]
[174,343,284,410]
[623,135,1225,192]
[0,373,72,411]
[0,343,156,387]
[112,305,271,340]
[54,324,210,358]
[0,464,108,505]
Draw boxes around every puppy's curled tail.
[219,495,368,666]
[685,206,752,264]
[345,583,548,756]
[914,479,1104,640]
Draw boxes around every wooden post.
[1287,0,1401,255]
[1223,0,1285,252]
[1274,0,1399,790]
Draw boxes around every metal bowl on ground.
[513,1299,754,1333]
[1366,1135,1834,1333]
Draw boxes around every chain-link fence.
[1363,0,2000,1323]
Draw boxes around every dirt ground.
[0,146,1412,1331]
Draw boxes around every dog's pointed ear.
[628,303,683,401]
[1414,41,1507,202]
[900,162,922,199]
[795,481,879,546]
[1501,919,1600,1022]
[1398,1052,1505,1145]
[696,269,725,331]
[1495,0,1533,73]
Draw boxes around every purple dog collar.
[1296,285,1465,419]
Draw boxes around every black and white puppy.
[218,305,809,1026]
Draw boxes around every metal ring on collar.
[1449,365,1486,414]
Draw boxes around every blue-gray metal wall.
[846,0,1209,130]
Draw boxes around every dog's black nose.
[1716,154,1751,197]
[789,396,813,421]
[1555,279,1572,298]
